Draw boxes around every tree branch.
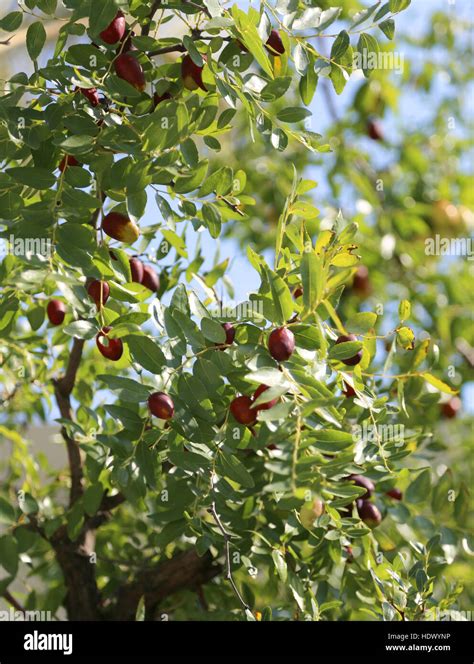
[2,590,26,614]
[53,338,85,506]
[142,0,162,37]
[114,549,220,620]
[208,501,250,612]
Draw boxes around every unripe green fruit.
[299,498,325,529]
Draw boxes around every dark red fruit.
[230,396,257,426]
[349,474,375,499]
[78,87,99,106]
[47,300,66,326]
[335,334,362,366]
[102,212,140,243]
[342,381,356,398]
[218,322,235,348]
[441,397,461,419]
[386,488,403,501]
[367,119,383,141]
[253,384,279,411]
[181,54,207,91]
[58,155,79,172]
[96,327,123,361]
[99,11,126,44]
[141,265,160,292]
[293,286,303,299]
[129,257,144,283]
[153,90,172,108]
[148,392,175,420]
[265,30,285,55]
[121,30,136,53]
[268,327,295,362]
[357,499,382,528]
[87,280,110,308]
[352,265,372,298]
[114,53,146,91]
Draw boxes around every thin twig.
[208,501,250,613]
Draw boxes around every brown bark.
[114,549,220,620]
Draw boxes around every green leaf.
[0,496,15,525]
[27,21,47,61]
[346,312,377,334]
[201,318,226,343]
[299,67,318,106]
[406,469,431,504]
[7,167,55,190]
[328,340,362,361]
[0,535,18,577]
[276,107,311,123]
[0,11,23,32]
[389,0,411,13]
[379,19,395,40]
[272,549,288,583]
[301,251,323,313]
[127,335,166,374]
[264,267,294,325]
[331,30,350,59]
[83,484,104,516]
[422,373,457,396]
[217,451,254,488]
[63,320,98,340]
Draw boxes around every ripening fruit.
[386,488,403,501]
[352,265,372,298]
[253,384,278,411]
[129,257,144,283]
[367,119,383,140]
[293,286,303,299]
[268,327,295,362]
[47,300,66,326]
[141,265,160,292]
[357,499,382,528]
[78,87,100,106]
[441,397,461,419]
[58,154,79,172]
[265,30,285,55]
[335,334,362,366]
[114,53,146,91]
[342,381,356,398]
[181,54,207,91]
[87,280,110,308]
[349,474,375,499]
[96,327,123,361]
[102,212,140,244]
[148,392,175,420]
[230,395,257,426]
[99,11,126,44]
[299,498,324,529]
